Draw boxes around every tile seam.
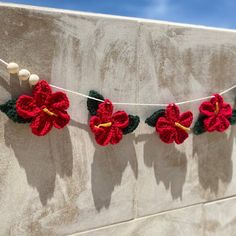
[69,194,236,235]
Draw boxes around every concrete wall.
[0,3,236,236]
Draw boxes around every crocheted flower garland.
[87,90,140,146]
[0,80,70,136]
[146,104,193,144]
[0,58,235,144]
[193,94,235,135]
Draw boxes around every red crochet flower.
[89,99,129,146]
[16,80,70,136]
[199,94,232,132]
[156,104,193,144]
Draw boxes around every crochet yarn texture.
[16,80,70,136]
[87,90,140,146]
[0,99,31,123]
[146,104,193,144]
[197,94,232,132]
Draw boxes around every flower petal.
[158,126,177,144]
[110,127,123,145]
[199,101,215,116]
[90,116,102,133]
[46,92,69,110]
[204,116,221,132]
[175,128,189,144]
[211,94,224,106]
[112,111,129,129]
[95,127,113,146]
[33,80,52,107]
[179,111,193,127]
[53,111,70,129]
[30,113,53,136]
[165,104,180,122]
[220,103,232,118]
[204,114,231,132]
[156,117,176,144]
[97,99,113,119]
[216,115,231,132]
[16,95,41,119]
[90,116,116,146]
[95,129,112,146]
[156,116,173,130]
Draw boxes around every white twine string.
[1,58,236,107]
[0,58,8,67]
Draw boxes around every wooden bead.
[7,62,19,74]
[29,74,40,86]
[18,69,30,81]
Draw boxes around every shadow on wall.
[193,126,235,195]
[4,122,73,205]
[91,133,138,212]
[0,75,10,95]
[1,74,73,206]
[138,133,187,200]
[193,97,236,195]
[70,120,138,212]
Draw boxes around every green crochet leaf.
[229,109,236,125]
[145,109,165,127]
[87,90,104,116]
[0,99,31,123]
[123,115,140,135]
[193,115,206,135]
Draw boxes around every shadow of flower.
[139,132,187,200]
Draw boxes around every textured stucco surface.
[0,3,236,236]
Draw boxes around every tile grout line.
[203,194,236,205]
[70,194,236,235]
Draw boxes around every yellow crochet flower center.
[95,122,112,128]
[175,122,190,132]
[43,107,57,117]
